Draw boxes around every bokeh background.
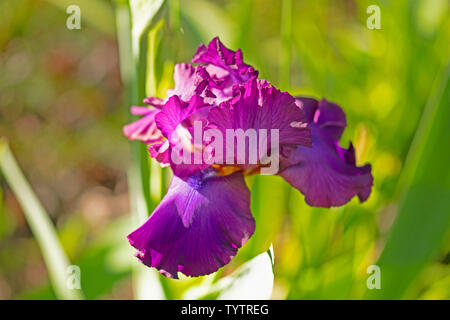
[0,0,449,299]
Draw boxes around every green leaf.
[129,0,165,57]
[181,0,235,45]
[145,19,164,97]
[280,0,292,90]
[366,62,450,299]
[0,139,84,300]
[115,0,167,300]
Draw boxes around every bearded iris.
[123,37,373,278]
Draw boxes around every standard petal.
[207,79,311,170]
[166,63,214,102]
[192,37,258,84]
[141,38,258,112]
[127,170,255,278]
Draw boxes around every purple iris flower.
[123,38,373,278]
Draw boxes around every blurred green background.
[0,0,449,299]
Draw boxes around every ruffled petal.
[148,140,170,166]
[167,63,198,101]
[192,37,258,87]
[296,97,347,141]
[165,63,217,102]
[207,79,311,170]
[279,98,373,207]
[143,97,165,108]
[122,107,163,143]
[127,169,255,278]
[141,37,258,117]
[155,95,212,177]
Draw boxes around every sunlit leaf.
[366,63,450,299]
[0,139,84,300]
[181,0,235,45]
[129,0,166,56]
[116,0,167,300]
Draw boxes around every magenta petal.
[192,37,258,83]
[127,170,255,278]
[207,79,311,169]
[154,95,211,177]
[279,104,373,208]
[144,63,218,110]
[166,63,199,102]
[123,107,162,143]
[143,97,165,108]
[155,95,209,139]
[148,141,170,166]
[130,106,155,116]
[296,97,347,142]
[141,38,258,111]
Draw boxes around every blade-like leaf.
[115,0,167,300]
[0,140,84,300]
[280,0,292,90]
[129,0,165,57]
[366,62,450,299]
